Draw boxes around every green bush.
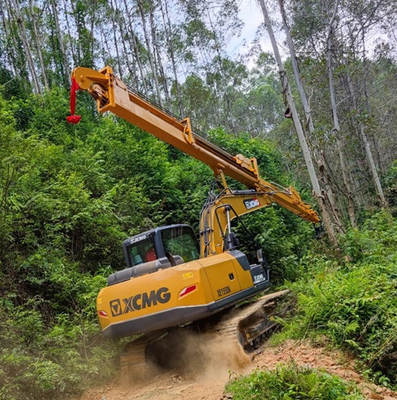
[225,363,364,399]
[0,285,119,400]
[279,211,397,386]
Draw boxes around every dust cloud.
[181,331,249,381]
[146,328,250,382]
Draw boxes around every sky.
[231,1,393,62]
[238,0,264,46]
[227,0,286,60]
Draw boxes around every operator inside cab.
[145,246,156,262]
[129,238,157,265]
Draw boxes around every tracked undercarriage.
[119,289,290,382]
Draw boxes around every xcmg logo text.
[109,287,171,317]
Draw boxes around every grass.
[225,362,364,400]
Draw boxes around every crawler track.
[119,289,290,382]
[203,289,290,352]
[120,330,166,382]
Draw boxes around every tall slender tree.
[137,0,163,105]
[278,0,344,231]
[50,0,70,84]
[29,0,49,89]
[9,0,41,93]
[258,0,337,245]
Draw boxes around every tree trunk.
[117,11,137,86]
[360,29,387,206]
[62,0,76,66]
[29,0,49,89]
[258,0,338,246]
[344,61,387,207]
[122,0,147,92]
[10,0,41,93]
[278,0,344,232]
[137,0,162,104]
[148,2,170,107]
[160,0,184,117]
[326,0,357,228]
[50,0,70,84]
[0,0,18,77]
[108,0,123,79]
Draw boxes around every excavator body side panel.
[96,252,267,338]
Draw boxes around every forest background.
[1,0,397,399]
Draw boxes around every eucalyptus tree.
[339,0,394,206]
[136,0,163,105]
[277,0,346,231]
[69,0,101,68]
[120,0,148,91]
[257,0,338,245]
[49,0,70,85]
[4,0,41,93]
[324,0,357,227]
[234,54,283,137]
[0,0,31,92]
[368,48,397,175]
[160,0,184,117]
[285,0,364,217]
[279,0,397,214]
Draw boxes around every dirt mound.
[77,340,397,400]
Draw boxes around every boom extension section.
[71,66,320,227]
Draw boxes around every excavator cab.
[126,224,199,264]
[107,225,200,286]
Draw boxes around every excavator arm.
[71,66,320,234]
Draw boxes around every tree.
[258,0,338,245]
[278,0,345,231]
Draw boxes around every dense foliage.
[225,362,364,400]
[277,211,397,386]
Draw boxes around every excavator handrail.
[71,66,320,224]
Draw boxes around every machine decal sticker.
[128,234,147,244]
[182,272,194,280]
[253,273,265,284]
[243,198,260,210]
[217,286,231,297]
[109,287,171,317]
[110,299,122,316]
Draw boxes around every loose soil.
[78,339,397,400]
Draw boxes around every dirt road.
[78,339,397,400]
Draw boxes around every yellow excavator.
[69,66,320,377]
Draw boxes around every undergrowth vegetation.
[277,210,397,387]
[225,362,364,399]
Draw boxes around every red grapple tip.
[66,115,82,124]
[67,77,81,124]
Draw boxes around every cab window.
[128,238,156,265]
[161,227,199,262]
